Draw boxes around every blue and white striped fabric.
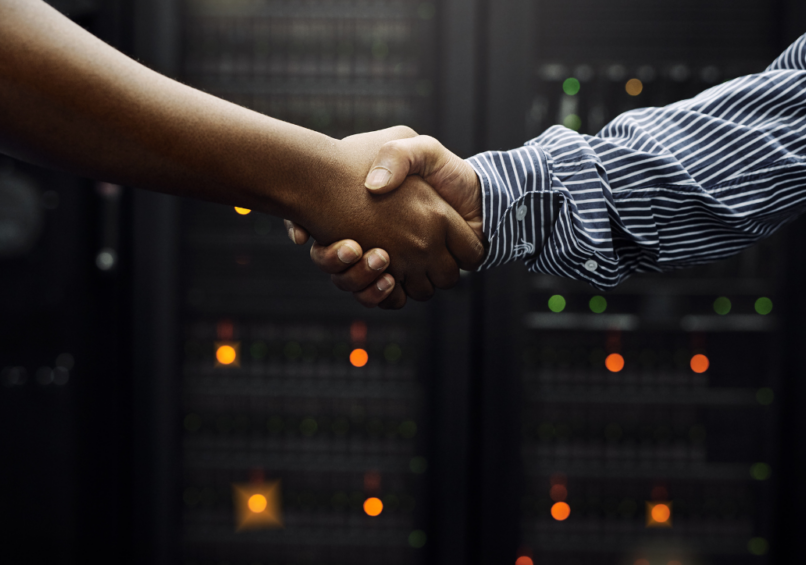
[467,34,806,289]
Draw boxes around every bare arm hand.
[0,0,483,301]
[287,135,484,308]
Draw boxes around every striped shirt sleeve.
[466,33,806,290]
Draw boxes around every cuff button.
[584,259,598,272]
[516,205,528,221]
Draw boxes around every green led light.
[563,77,581,96]
[748,537,769,556]
[300,418,318,436]
[589,295,607,313]
[384,343,402,363]
[409,530,427,549]
[563,114,582,131]
[250,341,268,359]
[548,295,566,313]
[285,341,302,359]
[750,462,772,481]
[755,297,773,315]
[713,296,731,315]
[756,387,774,406]
[409,456,428,474]
[399,420,418,439]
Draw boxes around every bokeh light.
[550,484,568,501]
[516,557,534,565]
[748,537,769,556]
[350,348,369,367]
[364,497,383,516]
[248,494,267,513]
[551,501,571,521]
[755,297,773,315]
[548,295,567,313]
[713,296,731,315]
[563,77,581,96]
[589,295,607,313]
[563,114,582,131]
[756,387,774,405]
[651,503,671,523]
[234,207,251,215]
[625,78,643,96]
[408,529,427,548]
[216,345,237,365]
[690,354,709,373]
[750,462,771,481]
[605,353,625,372]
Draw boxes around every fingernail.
[337,243,360,264]
[367,250,388,271]
[377,274,394,292]
[287,227,297,244]
[365,167,392,190]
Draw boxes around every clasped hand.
[285,127,483,309]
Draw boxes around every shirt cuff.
[466,145,562,270]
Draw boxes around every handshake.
[281,126,484,310]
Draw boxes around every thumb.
[364,136,448,194]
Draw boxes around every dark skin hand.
[0,0,483,298]
[286,135,484,308]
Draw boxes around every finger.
[353,273,396,308]
[330,248,391,292]
[401,274,435,302]
[284,219,311,245]
[444,208,486,271]
[364,136,447,194]
[427,251,461,290]
[379,284,407,310]
[309,239,363,275]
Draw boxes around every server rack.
[173,2,446,564]
[4,1,806,564]
[476,1,806,565]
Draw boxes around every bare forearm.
[0,0,336,220]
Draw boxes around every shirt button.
[516,205,527,221]
[584,259,598,272]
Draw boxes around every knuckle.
[390,125,417,138]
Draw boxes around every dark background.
[2,1,806,564]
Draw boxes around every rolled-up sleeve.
[467,33,806,290]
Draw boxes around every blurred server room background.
[3,1,806,565]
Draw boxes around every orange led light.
[626,78,643,96]
[652,503,671,523]
[551,501,571,521]
[216,345,237,365]
[234,207,251,215]
[364,497,383,516]
[605,353,625,372]
[646,501,673,528]
[515,557,534,565]
[232,480,283,530]
[248,494,268,513]
[350,348,369,367]
[690,354,709,373]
